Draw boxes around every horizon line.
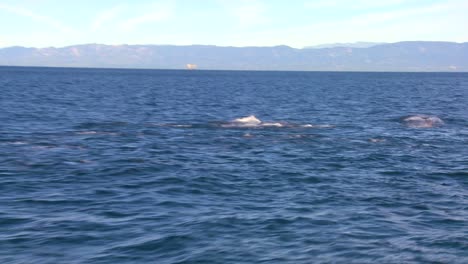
[1,65,467,74]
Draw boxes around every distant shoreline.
[1,41,467,72]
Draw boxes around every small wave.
[369,138,386,143]
[6,141,28,145]
[75,131,118,136]
[243,133,254,138]
[150,123,193,128]
[75,121,128,129]
[64,160,92,165]
[288,134,314,139]
[31,145,59,150]
[166,124,193,128]
[76,131,98,135]
[301,124,335,128]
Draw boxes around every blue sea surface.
[1,67,467,263]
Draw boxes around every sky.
[0,0,467,48]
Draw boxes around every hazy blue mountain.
[0,41,467,71]
[305,42,385,49]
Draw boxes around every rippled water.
[1,67,467,263]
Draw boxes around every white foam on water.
[171,124,193,128]
[369,138,386,143]
[76,131,118,135]
[152,123,193,128]
[288,134,310,139]
[31,145,57,150]
[76,131,98,135]
[9,141,28,145]
[301,124,334,128]
[64,160,92,165]
[243,133,254,138]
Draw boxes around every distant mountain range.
[1,41,467,71]
[305,42,385,49]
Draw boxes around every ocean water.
[0,67,467,263]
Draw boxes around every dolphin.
[232,115,262,126]
[221,115,284,128]
[159,115,330,129]
[403,115,444,128]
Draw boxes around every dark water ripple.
[1,67,467,263]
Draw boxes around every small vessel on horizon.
[186,64,198,70]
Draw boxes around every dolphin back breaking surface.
[230,115,262,127]
[403,115,444,128]
[220,115,318,128]
[157,115,333,129]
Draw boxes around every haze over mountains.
[1,41,467,71]
[304,42,385,49]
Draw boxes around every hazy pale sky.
[0,0,467,48]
